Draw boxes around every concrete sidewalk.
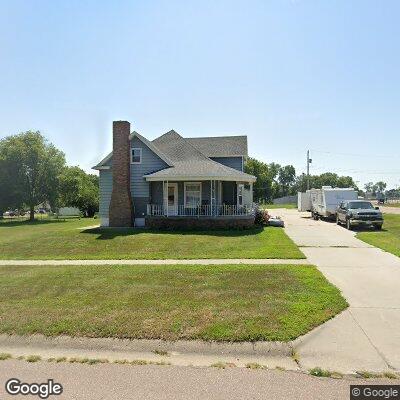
[0,258,309,266]
[276,208,400,374]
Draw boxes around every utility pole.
[306,150,312,190]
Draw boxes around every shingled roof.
[93,130,255,182]
[186,136,248,157]
[145,130,254,181]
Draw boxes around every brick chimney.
[109,121,134,227]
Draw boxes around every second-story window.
[131,148,142,164]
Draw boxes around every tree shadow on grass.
[80,226,266,240]
[353,226,388,233]
[0,219,70,228]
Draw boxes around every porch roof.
[144,160,256,182]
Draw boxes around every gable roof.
[132,132,173,166]
[186,136,247,157]
[93,129,255,182]
[152,130,212,162]
[92,131,173,169]
[147,130,254,181]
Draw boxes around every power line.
[309,149,399,159]
[310,166,400,174]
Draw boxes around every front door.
[167,183,178,215]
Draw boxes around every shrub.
[255,208,270,225]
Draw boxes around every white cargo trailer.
[298,187,358,220]
[298,191,312,212]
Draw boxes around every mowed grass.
[261,203,297,210]
[0,218,304,260]
[0,264,347,341]
[357,214,400,258]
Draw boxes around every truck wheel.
[346,219,352,230]
[375,225,382,231]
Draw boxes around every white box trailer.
[298,187,358,219]
[298,191,312,212]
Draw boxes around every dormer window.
[131,148,142,164]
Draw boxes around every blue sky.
[1,0,399,189]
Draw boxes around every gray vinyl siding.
[210,156,243,172]
[130,136,169,197]
[97,136,168,220]
[133,196,149,218]
[99,170,112,218]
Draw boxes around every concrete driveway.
[277,209,400,374]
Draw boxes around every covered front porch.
[146,180,254,218]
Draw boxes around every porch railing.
[146,204,254,217]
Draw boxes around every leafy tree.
[0,131,65,220]
[247,156,360,202]
[364,182,374,194]
[295,172,358,192]
[374,181,387,193]
[244,158,274,202]
[278,165,296,196]
[58,166,99,217]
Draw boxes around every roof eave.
[131,131,174,166]
[144,175,256,182]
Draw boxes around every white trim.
[131,131,174,166]
[92,152,112,170]
[93,130,174,170]
[237,183,244,207]
[145,175,256,182]
[131,147,142,164]
[167,182,178,215]
[184,182,202,208]
[97,166,111,170]
[208,154,247,158]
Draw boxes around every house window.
[237,184,244,206]
[184,182,202,208]
[131,148,142,164]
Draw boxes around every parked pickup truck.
[336,200,384,230]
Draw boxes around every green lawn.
[261,203,297,210]
[0,218,304,260]
[0,264,347,342]
[357,214,400,258]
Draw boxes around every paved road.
[278,209,400,374]
[0,360,391,400]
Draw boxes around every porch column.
[162,180,167,217]
[166,180,169,217]
[210,180,216,217]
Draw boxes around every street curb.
[0,334,293,357]
[0,259,309,266]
